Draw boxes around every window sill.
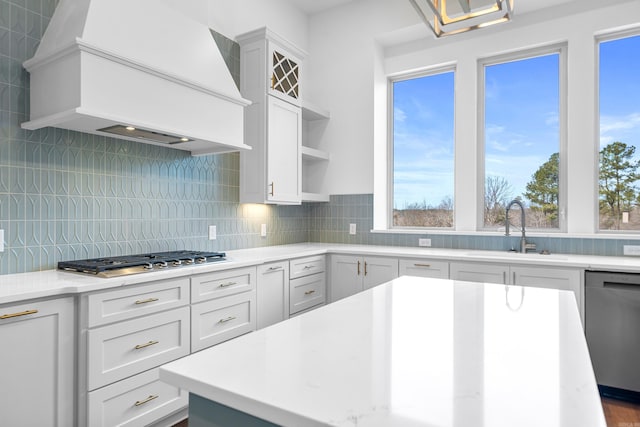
[370,228,640,240]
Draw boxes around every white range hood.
[22,0,251,156]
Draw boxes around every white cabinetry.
[257,261,290,329]
[79,277,190,427]
[289,255,326,315]
[330,255,399,302]
[399,258,449,279]
[191,267,257,351]
[238,27,330,204]
[450,261,582,318]
[0,297,74,427]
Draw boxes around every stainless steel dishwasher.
[585,270,640,401]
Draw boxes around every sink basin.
[463,251,569,261]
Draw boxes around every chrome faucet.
[505,199,536,253]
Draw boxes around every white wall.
[307,0,640,234]
[207,0,309,51]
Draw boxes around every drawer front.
[399,259,449,279]
[191,267,256,303]
[88,307,190,391]
[87,278,190,327]
[191,292,256,352]
[290,255,325,279]
[88,367,187,427]
[290,272,326,315]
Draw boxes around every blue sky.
[393,34,640,209]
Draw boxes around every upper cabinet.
[238,28,329,204]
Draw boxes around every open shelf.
[301,145,330,161]
[301,101,330,121]
[302,192,330,203]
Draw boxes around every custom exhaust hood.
[22,0,251,156]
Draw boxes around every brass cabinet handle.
[135,298,159,305]
[364,261,368,276]
[0,309,38,319]
[413,263,431,268]
[134,340,159,350]
[304,290,316,295]
[134,395,159,407]
[219,281,237,288]
[303,265,315,270]
[218,316,236,324]
[357,260,361,275]
[269,182,274,196]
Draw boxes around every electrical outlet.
[623,245,640,256]
[349,223,356,235]
[208,225,217,240]
[261,224,267,237]
[0,229,3,252]
[419,238,431,247]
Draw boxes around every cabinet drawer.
[87,278,190,327]
[191,292,256,352]
[290,255,325,279]
[290,272,326,315]
[88,367,187,427]
[191,267,256,303]
[399,259,449,279]
[87,307,190,391]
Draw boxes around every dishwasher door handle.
[603,282,640,291]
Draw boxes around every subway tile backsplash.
[0,0,636,275]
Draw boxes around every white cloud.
[394,107,406,123]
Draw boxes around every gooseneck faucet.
[505,199,536,253]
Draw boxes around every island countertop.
[160,276,606,427]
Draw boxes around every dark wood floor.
[171,398,639,427]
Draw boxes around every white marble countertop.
[160,276,605,427]
[2,242,640,304]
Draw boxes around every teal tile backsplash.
[0,0,637,275]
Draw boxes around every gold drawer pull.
[135,297,159,305]
[0,309,38,319]
[413,263,431,268]
[219,281,237,288]
[134,395,159,407]
[304,290,316,295]
[134,340,159,350]
[303,265,315,269]
[218,316,236,324]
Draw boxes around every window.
[391,69,455,228]
[481,48,564,230]
[598,33,640,231]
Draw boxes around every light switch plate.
[623,245,640,256]
[349,224,356,235]
[419,238,431,247]
[208,225,217,240]
[261,224,267,237]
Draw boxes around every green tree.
[599,141,640,229]
[524,152,559,224]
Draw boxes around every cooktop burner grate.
[58,250,226,278]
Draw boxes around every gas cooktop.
[58,250,226,278]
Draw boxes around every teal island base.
[188,393,279,427]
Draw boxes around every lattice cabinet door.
[268,45,302,106]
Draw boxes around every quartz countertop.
[160,275,605,427]
[2,242,640,304]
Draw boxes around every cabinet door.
[256,261,289,329]
[0,297,74,427]
[362,256,399,290]
[399,258,449,279]
[267,95,301,204]
[511,266,581,305]
[330,255,362,302]
[450,262,508,284]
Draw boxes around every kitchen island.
[160,276,605,427]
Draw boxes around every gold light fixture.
[409,0,514,38]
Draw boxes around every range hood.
[21,0,251,156]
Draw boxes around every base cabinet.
[399,258,449,279]
[289,255,326,315]
[0,297,75,427]
[330,255,398,302]
[256,261,290,329]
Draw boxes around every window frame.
[595,28,640,234]
[477,44,568,232]
[387,65,457,230]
